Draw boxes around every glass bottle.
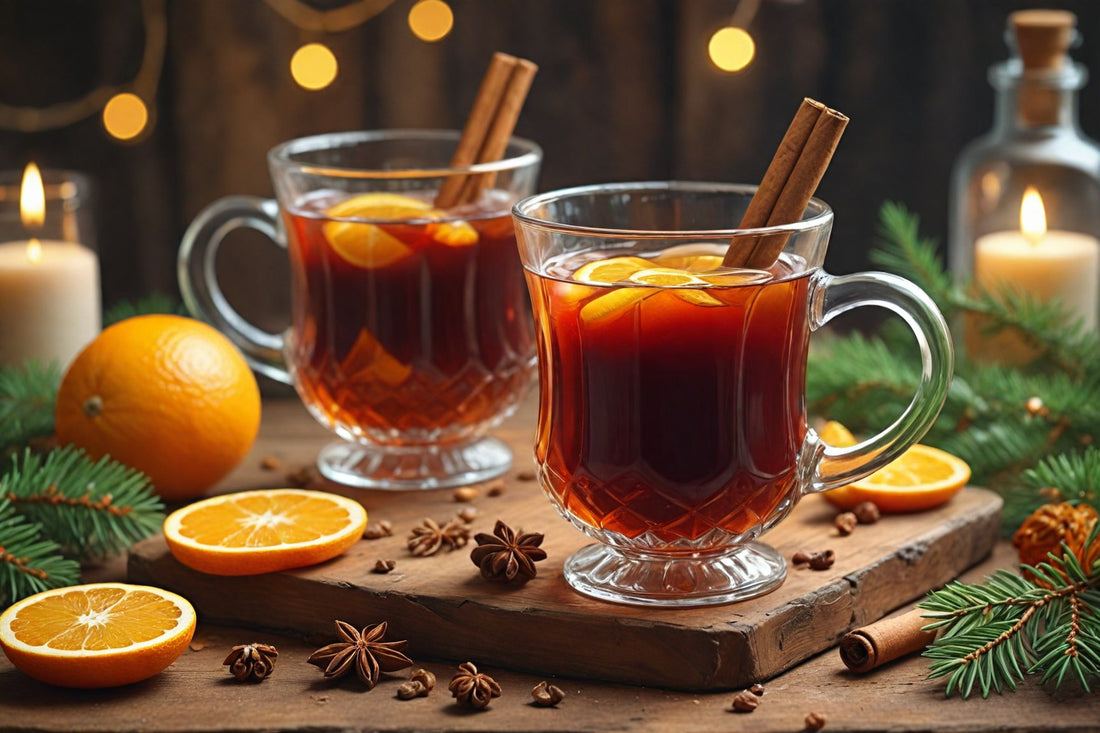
[948,11,1100,361]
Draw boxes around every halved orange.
[0,583,196,688]
[163,488,368,576]
[823,443,971,513]
[323,193,431,268]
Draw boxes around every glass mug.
[512,182,953,607]
[179,130,542,489]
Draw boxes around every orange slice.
[163,488,368,576]
[628,268,724,306]
[0,583,196,688]
[824,443,971,513]
[323,193,432,268]
[579,287,650,323]
[427,220,479,246]
[819,420,857,447]
[573,256,653,285]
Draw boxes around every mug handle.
[806,270,954,492]
[177,196,291,385]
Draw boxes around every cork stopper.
[1010,9,1076,69]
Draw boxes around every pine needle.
[1,446,164,561]
[0,498,80,608]
[0,361,61,453]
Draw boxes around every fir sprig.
[0,361,60,454]
[1,446,165,561]
[920,529,1100,699]
[0,498,80,608]
[810,202,1100,526]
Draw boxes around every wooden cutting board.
[127,398,1002,692]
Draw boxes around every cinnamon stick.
[723,98,848,269]
[456,58,539,206]
[434,53,538,209]
[838,608,937,674]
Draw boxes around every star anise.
[470,519,546,582]
[407,517,471,556]
[448,661,502,709]
[306,620,412,689]
[222,643,278,682]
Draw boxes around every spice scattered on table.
[449,661,501,709]
[453,486,480,502]
[371,559,396,574]
[730,689,760,712]
[531,680,565,706]
[470,519,546,582]
[805,711,827,730]
[834,512,858,536]
[457,507,478,523]
[223,643,278,682]
[306,620,411,689]
[853,501,881,524]
[792,549,835,570]
[260,455,281,471]
[364,520,394,539]
[407,517,470,556]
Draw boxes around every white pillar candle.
[974,230,1100,331]
[0,239,101,369]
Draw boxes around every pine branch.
[1,446,165,561]
[921,538,1100,698]
[0,498,80,609]
[103,294,184,327]
[0,361,61,454]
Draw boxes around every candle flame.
[1020,187,1046,245]
[26,237,42,264]
[20,163,45,230]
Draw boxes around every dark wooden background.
[3,0,1100,326]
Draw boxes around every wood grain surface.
[128,397,1002,691]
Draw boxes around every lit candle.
[0,163,101,369]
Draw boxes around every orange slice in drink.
[163,488,368,576]
[573,256,653,285]
[823,442,971,513]
[428,220,479,246]
[323,193,432,268]
[0,583,196,688]
[629,268,724,307]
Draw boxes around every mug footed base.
[316,436,512,491]
[562,542,787,607]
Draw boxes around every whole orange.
[55,314,261,502]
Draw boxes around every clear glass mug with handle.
[179,130,542,490]
[513,181,953,606]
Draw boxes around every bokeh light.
[408,0,454,42]
[102,93,149,141]
[291,43,339,90]
[709,26,755,72]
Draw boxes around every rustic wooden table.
[1,397,1097,732]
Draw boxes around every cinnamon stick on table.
[434,52,539,209]
[723,98,849,269]
[838,608,938,674]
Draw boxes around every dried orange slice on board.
[0,583,196,688]
[823,443,971,513]
[163,488,368,576]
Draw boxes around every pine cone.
[1013,502,1098,572]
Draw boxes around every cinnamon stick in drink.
[435,53,538,209]
[724,98,848,269]
[457,58,539,205]
[838,608,937,674]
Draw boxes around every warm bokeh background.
[2,0,1100,327]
